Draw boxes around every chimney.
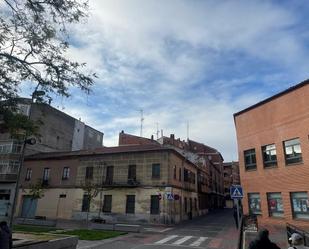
[151,135,154,140]
[170,134,175,140]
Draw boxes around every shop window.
[284,138,302,165]
[248,193,261,215]
[103,195,112,213]
[150,195,160,214]
[244,149,257,170]
[262,144,277,167]
[290,192,309,219]
[267,192,284,217]
[126,195,135,214]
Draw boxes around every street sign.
[230,185,243,199]
[165,192,174,200]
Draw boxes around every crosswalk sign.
[230,185,243,199]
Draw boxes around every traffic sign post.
[230,185,243,230]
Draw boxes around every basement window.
[248,193,261,215]
[290,192,309,220]
[267,192,284,218]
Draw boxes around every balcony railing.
[0,173,18,182]
[102,179,140,187]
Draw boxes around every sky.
[21,0,309,161]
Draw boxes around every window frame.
[126,195,135,214]
[283,138,303,165]
[103,195,112,213]
[262,144,278,168]
[267,192,284,218]
[128,165,136,181]
[25,168,32,181]
[248,193,262,215]
[150,195,160,214]
[290,192,309,220]
[85,166,93,180]
[43,168,50,181]
[152,163,160,179]
[62,167,70,180]
[244,149,257,170]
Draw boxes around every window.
[194,198,197,211]
[126,195,135,214]
[85,166,93,179]
[62,167,70,180]
[290,192,309,219]
[25,168,32,181]
[244,149,257,170]
[105,166,114,184]
[81,194,90,212]
[179,168,182,181]
[173,166,177,180]
[284,138,302,165]
[43,168,50,181]
[152,164,160,179]
[150,195,160,214]
[0,160,19,174]
[128,165,136,181]
[267,193,284,217]
[248,193,261,215]
[184,197,187,212]
[262,144,277,167]
[103,195,112,213]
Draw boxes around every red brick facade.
[234,80,309,228]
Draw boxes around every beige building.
[17,144,201,224]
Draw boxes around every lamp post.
[9,90,44,228]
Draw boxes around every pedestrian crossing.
[154,235,209,247]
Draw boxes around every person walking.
[0,221,12,249]
[248,228,281,249]
[288,233,309,249]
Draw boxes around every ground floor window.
[150,195,160,214]
[248,193,261,215]
[0,189,10,216]
[81,194,90,212]
[126,195,135,214]
[267,192,284,218]
[103,195,112,213]
[290,192,309,220]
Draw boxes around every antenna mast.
[156,122,159,139]
[187,121,189,141]
[140,109,144,137]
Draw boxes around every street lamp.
[9,90,44,228]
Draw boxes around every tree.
[82,180,99,226]
[0,0,96,103]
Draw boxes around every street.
[80,209,238,249]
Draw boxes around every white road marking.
[155,235,178,244]
[190,237,208,247]
[172,236,193,245]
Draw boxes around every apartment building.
[234,80,309,227]
[17,144,201,224]
[0,98,103,221]
[118,131,225,211]
[223,162,240,208]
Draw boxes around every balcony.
[0,173,18,182]
[101,179,140,187]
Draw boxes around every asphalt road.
[78,209,238,249]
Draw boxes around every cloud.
[18,0,309,161]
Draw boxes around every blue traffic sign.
[230,185,243,199]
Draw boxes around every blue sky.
[21,0,309,161]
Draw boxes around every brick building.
[0,98,103,221]
[17,144,201,224]
[234,80,309,227]
[223,162,240,208]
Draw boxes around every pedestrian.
[0,221,12,249]
[248,228,281,249]
[288,233,309,249]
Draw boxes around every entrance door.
[21,196,37,218]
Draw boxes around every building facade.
[17,145,201,224]
[223,161,240,208]
[0,98,104,221]
[234,80,309,227]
